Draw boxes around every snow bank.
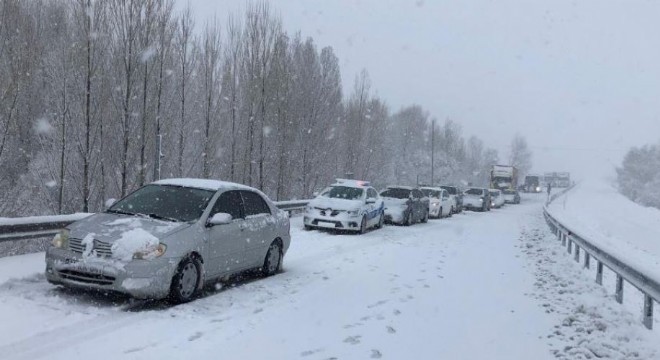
[110,228,160,262]
[547,179,660,286]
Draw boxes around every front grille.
[69,238,112,258]
[315,208,343,217]
[58,269,115,285]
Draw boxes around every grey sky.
[181,0,660,180]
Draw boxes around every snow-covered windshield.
[421,189,440,198]
[465,188,484,196]
[108,185,215,222]
[381,188,411,199]
[489,191,500,197]
[322,186,364,200]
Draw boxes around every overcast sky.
[181,0,660,181]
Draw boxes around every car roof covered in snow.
[331,179,371,188]
[153,178,255,192]
[386,185,414,190]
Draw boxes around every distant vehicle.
[462,187,491,212]
[502,189,521,204]
[440,185,464,213]
[46,178,291,303]
[420,187,454,219]
[489,189,505,208]
[304,179,384,233]
[557,172,571,187]
[381,186,429,225]
[490,165,518,191]
[524,175,542,193]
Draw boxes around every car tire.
[262,241,282,277]
[376,212,384,229]
[304,225,313,231]
[449,206,454,217]
[169,257,201,304]
[359,216,368,234]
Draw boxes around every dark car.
[380,186,430,225]
[440,185,463,213]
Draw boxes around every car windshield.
[440,186,457,195]
[322,186,363,200]
[503,190,516,195]
[421,189,440,198]
[381,188,411,199]
[108,185,215,222]
[489,191,499,197]
[465,188,483,196]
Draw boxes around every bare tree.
[509,134,533,177]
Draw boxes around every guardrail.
[0,200,311,244]
[543,186,658,330]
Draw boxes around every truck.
[524,174,541,193]
[490,165,518,191]
[557,172,571,187]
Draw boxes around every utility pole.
[431,119,435,186]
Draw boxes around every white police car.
[304,179,385,234]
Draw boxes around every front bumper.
[463,198,484,209]
[429,205,441,217]
[384,208,406,224]
[303,213,361,231]
[45,246,178,299]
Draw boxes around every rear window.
[381,188,411,199]
[465,188,483,196]
[421,189,440,198]
[441,186,457,195]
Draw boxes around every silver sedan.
[45,178,291,303]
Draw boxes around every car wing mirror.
[208,213,233,226]
[105,198,117,210]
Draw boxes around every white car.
[304,179,385,233]
[420,187,455,219]
[489,189,505,208]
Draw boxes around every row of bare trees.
[0,0,500,217]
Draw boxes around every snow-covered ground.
[1,194,659,359]
[547,180,660,286]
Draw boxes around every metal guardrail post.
[561,232,566,246]
[596,261,603,285]
[615,275,624,304]
[644,295,654,330]
[584,252,590,269]
[574,245,580,262]
[567,238,572,254]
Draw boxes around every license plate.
[317,221,336,228]
[77,265,104,275]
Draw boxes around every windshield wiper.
[142,213,180,222]
[106,209,136,216]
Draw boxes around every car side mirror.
[366,198,376,204]
[208,213,233,226]
[105,198,117,209]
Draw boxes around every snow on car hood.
[68,213,188,245]
[382,197,408,207]
[308,197,363,211]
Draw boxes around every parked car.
[462,187,491,212]
[46,178,291,303]
[380,186,429,225]
[420,187,454,218]
[304,179,384,233]
[489,189,505,208]
[502,189,521,204]
[440,185,463,213]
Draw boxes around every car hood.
[68,213,190,243]
[382,197,408,207]
[309,197,364,211]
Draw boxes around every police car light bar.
[335,178,370,187]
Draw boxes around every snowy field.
[1,194,659,359]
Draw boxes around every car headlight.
[52,229,69,248]
[133,244,167,260]
[432,203,439,207]
[347,209,360,216]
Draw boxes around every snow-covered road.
[1,194,659,359]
